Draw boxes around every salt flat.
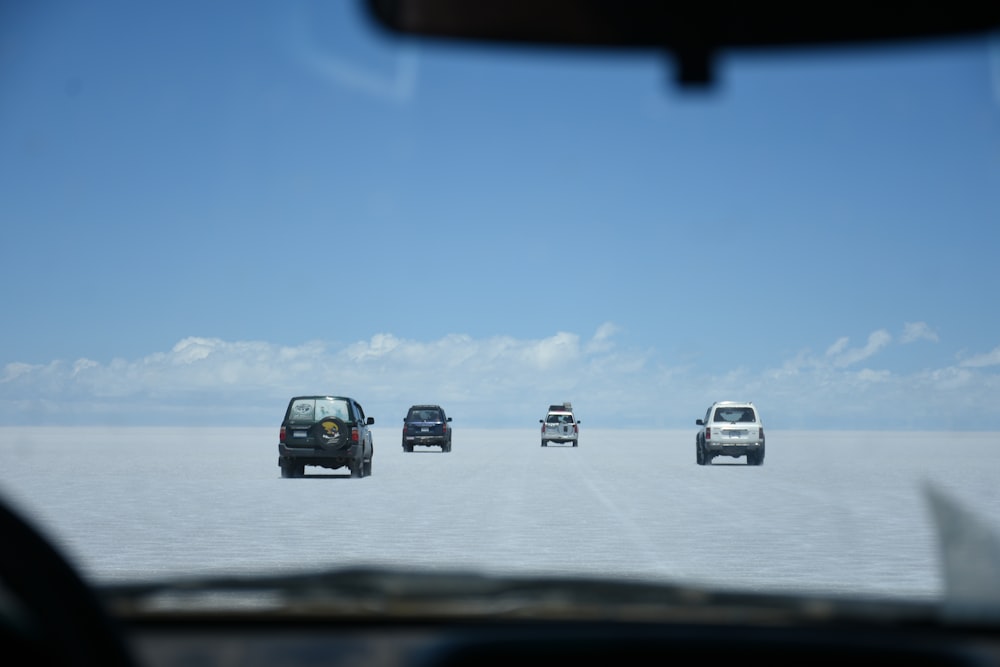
[1,427,999,601]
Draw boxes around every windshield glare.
[1,0,999,609]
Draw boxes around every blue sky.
[1,0,999,429]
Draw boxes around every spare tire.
[311,417,348,449]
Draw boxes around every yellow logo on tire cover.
[322,420,339,435]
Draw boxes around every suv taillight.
[759,426,764,439]
[573,424,578,434]
[705,427,711,440]
[279,426,286,443]
[351,427,359,442]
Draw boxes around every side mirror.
[696,419,704,426]
[367,417,375,425]
[447,417,453,422]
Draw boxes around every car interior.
[3,2,1000,667]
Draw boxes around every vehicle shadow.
[288,471,354,479]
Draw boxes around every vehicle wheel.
[350,458,364,478]
[541,439,547,447]
[696,441,704,465]
[364,458,372,476]
[572,439,578,447]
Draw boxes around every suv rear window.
[546,414,574,424]
[714,407,756,423]
[288,398,350,423]
[408,408,442,421]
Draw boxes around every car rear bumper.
[278,442,362,464]
[705,440,763,456]
[405,436,447,446]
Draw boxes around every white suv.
[540,403,580,447]
[695,401,765,466]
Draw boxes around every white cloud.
[520,331,580,369]
[170,337,222,364]
[959,346,1000,368]
[72,359,98,376]
[345,333,404,362]
[826,330,892,368]
[1,362,39,383]
[4,324,1000,429]
[901,322,939,344]
[825,337,849,357]
[924,366,975,390]
[586,322,620,354]
[855,368,892,383]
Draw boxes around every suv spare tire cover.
[311,417,349,449]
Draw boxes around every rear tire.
[696,440,705,465]
[541,439,547,447]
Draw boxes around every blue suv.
[402,405,453,452]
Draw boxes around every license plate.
[293,430,307,438]
[421,427,429,432]
[727,430,746,437]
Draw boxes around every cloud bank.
[2,322,997,429]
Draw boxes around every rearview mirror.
[364,1,1000,87]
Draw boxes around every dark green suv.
[278,396,374,478]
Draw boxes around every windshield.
[1,0,999,609]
